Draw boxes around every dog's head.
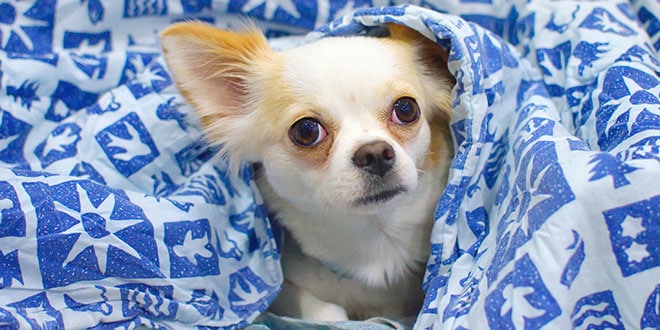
[161,23,453,214]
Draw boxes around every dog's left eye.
[391,97,420,125]
[289,118,327,147]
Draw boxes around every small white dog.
[161,22,454,321]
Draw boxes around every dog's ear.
[388,23,453,112]
[161,22,274,171]
[389,23,454,169]
[388,23,450,67]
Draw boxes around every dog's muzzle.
[351,140,409,206]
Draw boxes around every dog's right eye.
[289,118,327,147]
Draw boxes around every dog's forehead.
[280,37,408,106]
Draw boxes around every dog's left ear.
[389,23,454,167]
[388,23,453,118]
[388,23,450,71]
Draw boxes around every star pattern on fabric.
[56,184,143,274]
[0,1,49,50]
[241,0,300,19]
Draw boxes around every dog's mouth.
[354,186,407,206]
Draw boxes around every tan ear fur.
[388,22,454,112]
[388,23,450,64]
[160,22,274,171]
[388,23,455,171]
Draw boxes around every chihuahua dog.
[161,21,454,321]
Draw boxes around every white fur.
[161,23,453,322]
[261,37,451,321]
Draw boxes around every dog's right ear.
[161,22,274,171]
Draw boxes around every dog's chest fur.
[257,159,445,318]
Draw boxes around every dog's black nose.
[352,141,395,177]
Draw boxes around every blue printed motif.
[642,285,660,329]
[64,286,112,316]
[82,0,105,24]
[119,283,177,319]
[536,41,571,96]
[0,110,32,167]
[507,8,535,56]
[616,136,660,163]
[588,153,640,188]
[0,180,25,297]
[638,6,660,50]
[164,219,220,278]
[0,0,55,56]
[121,53,172,99]
[123,0,168,17]
[573,41,608,76]
[175,141,215,176]
[228,0,317,30]
[188,289,224,319]
[571,291,624,329]
[597,67,660,142]
[34,123,82,168]
[181,0,212,13]
[156,97,187,131]
[580,7,635,36]
[461,14,505,37]
[561,230,585,288]
[0,307,18,328]
[485,255,561,329]
[7,292,63,329]
[87,92,121,115]
[173,174,225,204]
[46,81,98,122]
[64,31,111,80]
[0,181,25,238]
[23,180,160,288]
[487,134,575,284]
[618,45,660,66]
[70,162,107,184]
[217,229,244,261]
[230,202,271,254]
[465,207,489,255]
[545,7,579,33]
[229,267,273,317]
[603,195,659,277]
[537,41,571,75]
[7,80,40,109]
[443,267,482,322]
[95,112,160,177]
[0,247,22,289]
[152,171,181,198]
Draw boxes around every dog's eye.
[289,118,327,147]
[391,97,420,124]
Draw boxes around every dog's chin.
[338,173,419,212]
[353,186,408,207]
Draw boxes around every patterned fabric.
[0,1,658,329]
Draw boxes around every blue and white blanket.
[1,1,659,329]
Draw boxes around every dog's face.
[161,23,453,214]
